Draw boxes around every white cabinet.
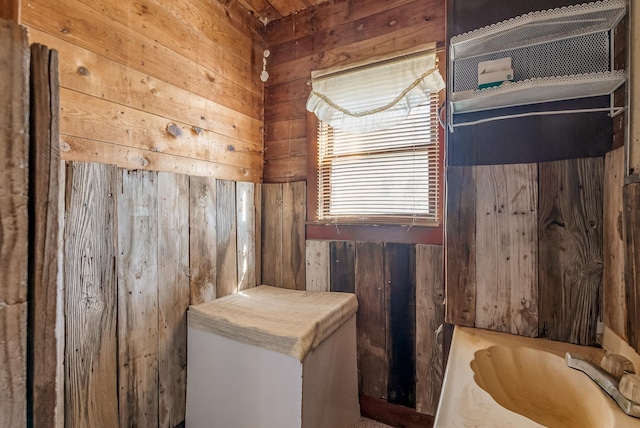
[448,0,627,129]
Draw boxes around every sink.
[434,327,640,427]
[471,345,614,428]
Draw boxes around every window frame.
[306,100,445,245]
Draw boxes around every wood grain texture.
[261,183,283,286]
[444,166,476,326]
[64,162,119,428]
[355,241,387,399]
[623,182,640,353]
[305,240,330,292]
[28,43,61,428]
[604,147,627,340]
[282,181,306,289]
[0,20,28,428]
[539,158,603,345]
[263,0,445,182]
[475,164,538,337]
[189,176,217,304]
[216,179,238,297]
[117,169,159,428]
[236,182,257,291]
[385,243,416,408]
[329,241,356,294]
[0,0,19,21]
[255,183,262,286]
[415,245,444,416]
[157,172,189,428]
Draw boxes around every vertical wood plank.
[28,43,61,427]
[282,181,306,290]
[330,241,356,294]
[117,169,159,428]
[237,182,257,291]
[623,182,640,353]
[216,179,238,298]
[189,176,217,304]
[475,164,538,337]
[157,172,189,428]
[64,162,118,428]
[539,158,603,345]
[262,183,283,286]
[255,183,262,286]
[604,147,627,340]
[415,244,444,416]
[444,166,476,327]
[355,242,387,399]
[0,0,20,22]
[385,243,416,408]
[0,20,28,428]
[305,240,330,292]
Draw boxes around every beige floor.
[350,416,394,428]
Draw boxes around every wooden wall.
[446,158,604,345]
[0,19,29,428]
[64,161,260,428]
[262,184,445,420]
[263,0,446,183]
[20,0,264,182]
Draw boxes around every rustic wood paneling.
[355,242,387,399]
[604,147,627,340]
[22,0,264,181]
[262,183,284,286]
[330,241,356,294]
[1,0,19,21]
[0,20,28,428]
[282,182,306,289]
[263,0,445,182]
[444,166,476,326]
[237,182,257,291]
[255,183,263,286]
[157,172,189,428]
[189,176,217,304]
[475,164,538,337]
[415,245,444,416]
[216,179,238,297]
[117,170,159,428]
[539,158,603,345]
[623,182,640,353]
[385,243,416,408]
[305,240,330,292]
[28,43,61,428]
[64,162,119,428]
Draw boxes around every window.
[315,94,440,226]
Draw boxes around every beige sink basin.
[435,327,640,428]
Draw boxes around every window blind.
[316,95,440,225]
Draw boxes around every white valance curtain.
[306,45,445,134]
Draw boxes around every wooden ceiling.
[236,0,330,24]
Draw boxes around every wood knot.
[77,66,91,76]
[192,126,203,135]
[166,123,182,138]
[226,144,235,152]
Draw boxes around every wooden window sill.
[306,223,443,245]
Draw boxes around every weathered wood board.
[117,170,159,428]
[355,241,387,399]
[539,158,603,345]
[64,162,119,428]
[237,181,257,291]
[282,181,306,290]
[157,172,189,428]
[29,42,62,428]
[305,240,330,292]
[624,182,640,353]
[189,176,217,304]
[604,147,627,340]
[216,179,238,297]
[444,166,476,327]
[415,244,444,416]
[0,20,28,428]
[262,183,283,286]
[330,241,356,294]
[475,163,538,337]
[385,243,416,408]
